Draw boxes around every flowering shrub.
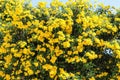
[0,0,120,79]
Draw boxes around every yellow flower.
[116,63,120,72]
[67,51,72,55]
[57,31,65,41]
[115,18,120,22]
[65,25,72,34]
[49,66,57,78]
[79,57,87,63]
[62,41,70,48]
[54,46,63,56]
[89,77,95,80]
[5,74,11,80]
[34,62,39,67]
[73,50,78,55]
[117,75,120,80]
[59,68,70,79]
[42,64,52,71]
[94,38,100,44]
[69,73,75,77]
[55,49,63,57]
[16,70,22,75]
[3,33,12,42]
[66,57,75,63]
[40,47,46,52]
[27,21,32,27]
[35,70,40,74]
[14,52,22,58]
[0,47,6,54]
[32,78,38,80]
[49,70,55,78]
[2,42,11,48]
[13,61,18,66]
[18,41,27,48]
[0,71,5,77]
[36,45,41,51]
[83,38,93,46]
[114,42,120,49]
[22,48,29,55]
[11,76,15,80]
[16,76,21,80]
[85,51,98,60]
[50,55,57,64]
[77,44,84,52]
[11,48,18,53]
[26,60,31,67]
[37,55,46,63]
[24,72,28,76]
[65,8,73,16]
[38,2,46,8]
[28,68,34,75]
[112,26,118,32]
[51,0,62,8]
[96,72,108,78]
[76,17,82,23]
[4,54,12,64]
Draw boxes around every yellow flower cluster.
[96,72,108,78]
[85,51,98,60]
[0,0,120,79]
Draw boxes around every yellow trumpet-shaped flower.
[18,41,27,48]
[62,41,70,48]
[50,55,57,64]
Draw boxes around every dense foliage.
[0,0,120,79]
